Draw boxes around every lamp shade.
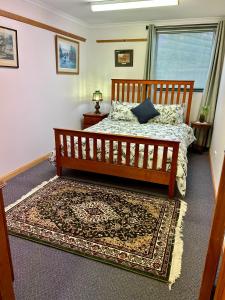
[92,90,103,102]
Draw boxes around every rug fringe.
[168,199,187,289]
[5,176,58,212]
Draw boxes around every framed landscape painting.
[55,35,79,75]
[115,49,133,67]
[0,26,19,68]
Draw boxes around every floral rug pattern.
[6,177,186,283]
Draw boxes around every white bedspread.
[50,118,195,196]
[84,118,195,196]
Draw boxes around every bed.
[53,79,195,198]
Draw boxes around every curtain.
[144,25,156,79]
[199,20,225,124]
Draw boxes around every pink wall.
[1,0,222,182]
[0,0,90,176]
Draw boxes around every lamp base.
[94,101,101,114]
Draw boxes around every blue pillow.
[131,99,160,124]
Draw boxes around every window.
[154,28,216,90]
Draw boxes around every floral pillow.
[108,101,138,122]
[109,101,185,125]
[148,104,185,125]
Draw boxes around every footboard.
[54,128,180,198]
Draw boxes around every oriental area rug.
[6,176,187,286]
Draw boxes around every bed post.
[111,79,115,102]
[168,142,180,198]
[54,128,62,176]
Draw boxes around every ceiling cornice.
[24,0,89,27]
[88,16,223,28]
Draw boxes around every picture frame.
[115,49,133,67]
[55,35,79,75]
[0,26,19,68]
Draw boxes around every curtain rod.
[146,23,218,30]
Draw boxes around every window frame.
[152,24,217,92]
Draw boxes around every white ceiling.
[30,0,225,24]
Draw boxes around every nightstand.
[83,112,108,129]
[191,121,212,153]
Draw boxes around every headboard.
[111,79,194,124]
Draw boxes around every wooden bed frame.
[54,79,194,198]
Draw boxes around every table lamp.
[92,90,103,114]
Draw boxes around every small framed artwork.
[55,35,79,75]
[0,26,19,68]
[115,49,133,67]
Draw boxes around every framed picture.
[55,35,79,75]
[0,26,19,68]
[115,49,133,67]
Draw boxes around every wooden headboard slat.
[122,82,125,102]
[182,84,187,104]
[132,84,135,103]
[116,83,120,101]
[147,85,152,98]
[159,84,163,104]
[171,84,175,104]
[142,84,145,102]
[111,79,194,124]
[137,84,141,102]
[176,85,181,104]
[165,83,169,104]
[126,83,130,102]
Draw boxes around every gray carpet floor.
[3,153,214,300]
